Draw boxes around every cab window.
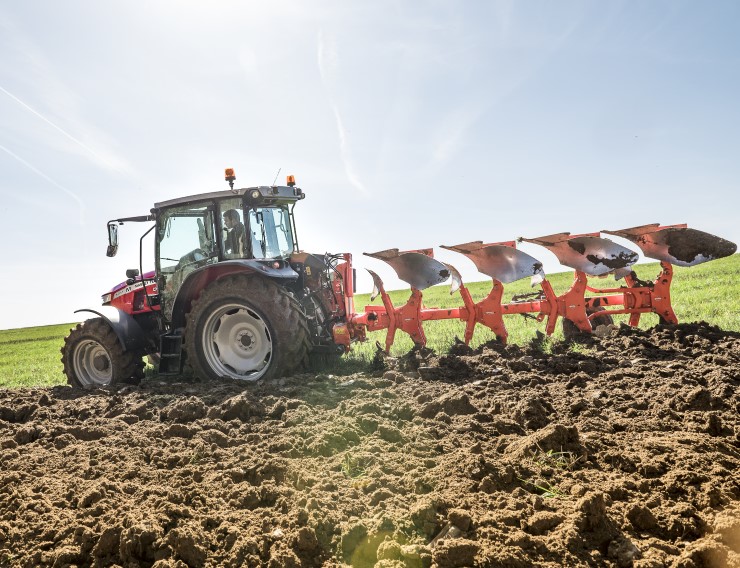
[248,206,294,259]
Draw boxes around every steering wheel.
[177,248,209,267]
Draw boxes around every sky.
[1,0,739,329]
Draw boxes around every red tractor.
[63,169,736,388]
[62,171,357,387]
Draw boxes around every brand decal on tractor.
[111,279,157,300]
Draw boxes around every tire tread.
[61,318,144,388]
[183,274,311,381]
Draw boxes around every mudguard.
[74,306,149,352]
[169,259,299,329]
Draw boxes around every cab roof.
[152,185,305,211]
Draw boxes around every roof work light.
[225,168,236,190]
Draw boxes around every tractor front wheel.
[184,275,310,382]
[61,318,144,388]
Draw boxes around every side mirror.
[106,223,119,257]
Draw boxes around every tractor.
[62,171,356,387]
[63,169,737,388]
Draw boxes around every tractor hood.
[102,270,157,303]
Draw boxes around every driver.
[223,209,246,257]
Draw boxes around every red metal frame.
[580,262,677,325]
[349,262,679,352]
[344,229,689,352]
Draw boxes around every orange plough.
[344,224,736,352]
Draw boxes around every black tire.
[562,307,614,341]
[61,318,144,388]
[184,274,310,382]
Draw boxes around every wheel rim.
[201,302,272,380]
[72,340,113,387]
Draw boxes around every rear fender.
[74,306,149,351]
[170,260,299,329]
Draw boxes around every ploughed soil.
[1,322,739,568]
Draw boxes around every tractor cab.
[151,176,305,322]
[104,172,306,323]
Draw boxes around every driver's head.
[223,209,240,228]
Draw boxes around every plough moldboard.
[341,224,736,353]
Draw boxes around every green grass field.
[1,255,738,389]
[0,323,76,388]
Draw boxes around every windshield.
[248,206,295,259]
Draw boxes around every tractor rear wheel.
[61,318,145,388]
[562,307,614,341]
[184,274,310,382]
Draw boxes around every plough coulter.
[63,171,737,387]
[347,224,736,352]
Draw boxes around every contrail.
[0,84,126,174]
[0,144,85,225]
[317,31,368,196]
[331,107,367,196]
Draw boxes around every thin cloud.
[427,9,585,172]
[0,84,131,176]
[331,106,367,197]
[432,106,484,166]
[317,30,368,196]
[0,14,139,183]
[0,143,85,225]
